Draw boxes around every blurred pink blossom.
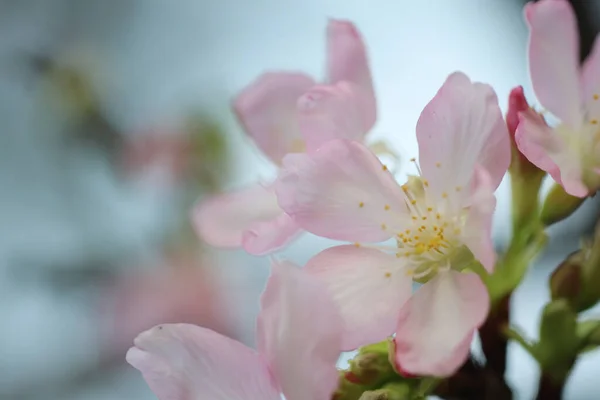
[192,19,378,255]
[515,0,600,196]
[99,254,234,358]
[127,260,342,400]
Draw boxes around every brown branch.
[480,294,511,377]
[536,373,564,400]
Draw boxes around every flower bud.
[549,252,583,305]
[535,300,578,380]
[540,183,586,227]
[506,86,545,178]
[347,341,396,385]
[358,382,412,400]
[561,220,600,311]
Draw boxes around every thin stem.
[503,326,538,360]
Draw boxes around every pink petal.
[257,260,342,400]
[393,271,489,377]
[305,245,412,350]
[515,110,588,197]
[297,82,370,152]
[416,72,510,202]
[506,86,530,139]
[241,212,301,255]
[525,0,583,127]
[581,34,600,117]
[126,324,280,400]
[327,19,376,130]
[233,72,316,164]
[275,139,408,242]
[192,183,299,255]
[461,167,497,272]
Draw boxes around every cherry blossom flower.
[275,72,510,376]
[99,254,235,357]
[515,0,600,197]
[127,260,342,400]
[192,19,378,255]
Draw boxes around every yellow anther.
[402,238,408,243]
[382,165,388,171]
[436,213,441,220]
[402,185,408,192]
[423,179,429,187]
[412,216,418,220]
[592,119,598,125]
[405,229,411,234]
[420,225,426,230]
[354,242,361,248]
[381,223,387,230]
[442,192,448,198]
[455,186,462,192]
[385,272,392,278]
[436,162,441,168]
[433,226,438,231]
[404,251,411,257]
[359,201,364,208]
[427,207,433,212]
[414,235,420,240]
[410,157,416,162]
[594,94,599,100]
[384,204,390,210]
[421,216,427,220]
[411,199,417,205]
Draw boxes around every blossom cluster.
[126,0,600,398]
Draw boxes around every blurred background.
[0,0,599,399]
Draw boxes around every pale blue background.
[0,0,599,399]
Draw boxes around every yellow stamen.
[359,202,364,208]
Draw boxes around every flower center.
[395,178,463,278]
[555,117,600,189]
